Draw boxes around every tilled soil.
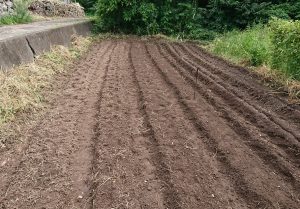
[0,39,300,209]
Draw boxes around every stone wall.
[29,0,84,17]
[0,0,14,17]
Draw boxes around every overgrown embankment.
[208,19,300,99]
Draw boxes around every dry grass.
[31,14,62,22]
[0,36,92,127]
[255,65,300,103]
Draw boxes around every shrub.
[0,0,32,26]
[210,25,271,66]
[94,0,300,40]
[94,0,217,39]
[95,0,160,35]
[168,3,217,40]
[205,0,300,31]
[269,18,300,80]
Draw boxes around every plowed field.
[1,39,300,209]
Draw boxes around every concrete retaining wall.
[0,20,92,70]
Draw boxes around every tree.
[94,0,300,39]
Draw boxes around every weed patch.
[0,0,32,26]
[270,19,300,80]
[209,25,271,66]
[208,24,300,100]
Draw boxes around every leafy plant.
[270,18,300,80]
[93,0,300,39]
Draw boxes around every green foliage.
[95,0,158,34]
[95,0,217,39]
[206,0,270,30]
[210,25,271,66]
[210,19,300,81]
[76,0,97,14]
[205,0,300,31]
[0,0,32,26]
[270,18,300,80]
[168,3,217,40]
[94,0,300,39]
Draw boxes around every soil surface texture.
[0,39,300,209]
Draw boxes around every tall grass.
[270,19,300,80]
[208,23,300,99]
[0,0,32,26]
[209,25,272,66]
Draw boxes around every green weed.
[209,25,271,66]
[270,18,300,80]
[0,0,32,26]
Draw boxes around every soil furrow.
[155,42,300,194]
[88,42,117,209]
[129,41,183,209]
[169,42,300,141]
[0,42,107,201]
[90,40,167,209]
[176,43,300,138]
[0,41,114,209]
[143,42,278,208]
[1,38,300,209]
[187,43,300,124]
[162,42,300,167]
[131,41,251,208]
[68,41,116,209]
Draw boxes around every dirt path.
[0,38,300,209]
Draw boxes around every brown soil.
[0,38,300,209]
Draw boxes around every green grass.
[0,0,32,26]
[269,19,300,80]
[208,23,300,100]
[0,14,32,25]
[209,25,272,66]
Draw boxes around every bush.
[270,18,300,80]
[168,3,217,40]
[94,0,218,39]
[94,0,300,40]
[205,0,300,31]
[0,0,32,26]
[210,25,271,66]
[95,0,160,34]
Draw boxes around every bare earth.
[0,39,300,209]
